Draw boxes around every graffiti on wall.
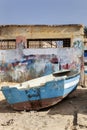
[0,36,84,82]
[73,38,84,71]
[73,38,84,55]
[0,47,81,82]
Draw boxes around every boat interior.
[9,69,79,89]
[53,69,79,77]
[0,69,79,90]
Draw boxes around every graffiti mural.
[0,46,81,82]
[0,36,84,82]
[73,38,84,69]
[73,38,84,56]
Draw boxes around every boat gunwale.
[0,70,80,90]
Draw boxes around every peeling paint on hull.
[1,70,80,111]
[11,96,63,110]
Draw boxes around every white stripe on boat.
[64,77,79,89]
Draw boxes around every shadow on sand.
[0,100,16,113]
[47,88,87,116]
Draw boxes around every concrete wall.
[0,24,85,86]
[0,24,84,46]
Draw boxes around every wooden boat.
[0,70,80,111]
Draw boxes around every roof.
[0,24,84,28]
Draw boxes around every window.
[27,38,71,48]
[0,40,16,49]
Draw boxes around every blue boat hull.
[1,71,80,110]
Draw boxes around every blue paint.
[65,75,80,84]
[1,79,64,104]
[1,73,80,105]
[1,87,29,104]
[43,61,54,75]
[84,70,87,74]
[84,50,87,57]
[64,85,77,95]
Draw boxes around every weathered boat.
[0,70,80,111]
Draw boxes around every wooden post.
[80,55,85,87]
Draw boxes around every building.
[0,24,84,49]
[0,24,85,86]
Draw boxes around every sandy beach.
[0,84,87,130]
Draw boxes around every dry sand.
[0,83,87,130]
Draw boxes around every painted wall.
[0,45,82,82]
[0,24,84,85]
[0,25,84,43]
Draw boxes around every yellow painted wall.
[0,24,84,42]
